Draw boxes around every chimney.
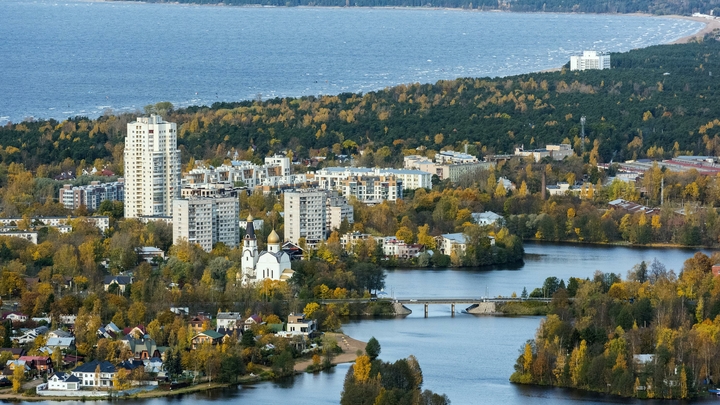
[541,172,546,200]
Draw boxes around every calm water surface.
[12,244,717,404]
[0,0,703,123]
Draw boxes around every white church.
[239,215,294,284]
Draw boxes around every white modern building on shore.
[124,115,181,219]
[570,51,611,71]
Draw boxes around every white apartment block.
[124,115,181,219]
[59,180,124,211]
[333,175,403,204]
[316,167,431,191]
[404,154,494,183]
[185,157,303,189]
[173,195,240,252]
[0,216,109,233]
[434,151,479,164]
[514,144,574,162]
[326,191,354,232]
[570,51,611,71]
[284,190,327,246]
[264,155,291,176]
[0,232,38,244]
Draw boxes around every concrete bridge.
[318,297,554,317]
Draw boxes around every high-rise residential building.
[570,51,611,71]
[173,194,240,252]
[284,190,327,246]
[326,190,354,232]
[283,189,353,247]
[124,115,181,219]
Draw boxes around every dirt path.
[294,333,367,372]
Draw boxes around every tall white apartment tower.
[124,115,181,219]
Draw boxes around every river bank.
[0,332,366,402]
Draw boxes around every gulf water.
[0,0,704,123]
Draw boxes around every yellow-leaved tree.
[353,355,371,383]
[12,364,23,393]
[569,340,587,387]
[523,343,533,373]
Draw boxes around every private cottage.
[191,330,223,349]
[71,360,116,388]
[47,372,80,391]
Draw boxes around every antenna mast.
[580,116,586,150]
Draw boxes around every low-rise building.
[3,312,28,323]
[71,360,116,388]
[19,356,53,372]
[120,337,165,360]
[608,198,659,216]
[46,337,75,352]
[47,372,80,391]
[216,312,243,331]
[243,315,262,331]
[0,231,38,244]
[546,182,583,196]
[103,276,133,293]
[382,237,423,259]
[189,314,212,334]
[514,144,574,162]
[284,313,317,337]
[137,247,165,264]
[436,233,495,256]
[191,330,223,349]
[471,211,503,226]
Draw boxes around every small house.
[3,312,28,323]
[191,330,223,349]
[189,314,211,334]
[103,275,133,293]
[46,337,75,351]
[47,372,80,391]
[243,315,262,331]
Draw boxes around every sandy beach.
[294,332,367,372]
[667,14,720,43]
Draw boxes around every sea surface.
[0,0,704,124]
[14,243,717,404]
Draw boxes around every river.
[13,243,716,404]
[0,0,703,123]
